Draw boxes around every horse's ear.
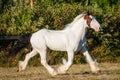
[86,11,92,15]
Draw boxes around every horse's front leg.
[57,50,74,74]
[82,47,100,73]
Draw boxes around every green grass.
[0,63,120,80]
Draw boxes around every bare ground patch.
[0,63,120,80]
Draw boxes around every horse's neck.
[70,18,86,41]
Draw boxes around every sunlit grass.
[0,63,120,80]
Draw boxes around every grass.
[0,63,120,80]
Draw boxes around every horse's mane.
[72,13,85,23]
[64,12,86,29]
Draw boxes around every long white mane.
[64,13,85,29]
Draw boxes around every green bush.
[0,0,120,66]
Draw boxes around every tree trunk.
[30,0,34,9]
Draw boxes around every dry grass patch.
[0,63,120,80]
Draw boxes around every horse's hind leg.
[37,49,57,76]
[18,49,37,72]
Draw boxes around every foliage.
[0,0,120,66]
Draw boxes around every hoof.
[91,61,101,74]
[93,69,101,74]
[91,68,101,74]
[51,70,58,76]
[17,61,25,72]
[49,69,58,76]
[57,67,67,75]
[17,65,22,72]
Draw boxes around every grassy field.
[0,63,120,80]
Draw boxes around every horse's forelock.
[86,11,92,15]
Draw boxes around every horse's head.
[84,11,102,32]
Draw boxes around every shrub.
[0,0,120,66]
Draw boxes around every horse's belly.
[45,36,67,51]
[47,41,67,51]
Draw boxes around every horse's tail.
[7,33,32,57]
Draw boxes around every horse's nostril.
[99,27,102,31]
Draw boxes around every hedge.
[0,0,120,67]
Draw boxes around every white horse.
[18,11,102,76]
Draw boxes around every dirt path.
[0,63,120,80]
